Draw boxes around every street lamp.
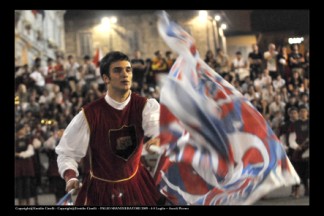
[198,11,221,56]
[100,16,118,51]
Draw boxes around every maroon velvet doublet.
[76,93,162,205]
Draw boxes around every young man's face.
[107,60,133,93]
[290,110,299,121]
[299,108,308,120]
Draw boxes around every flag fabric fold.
[154,11,300,205]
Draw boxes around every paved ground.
[15,185,309,206]
[254,185,309,205]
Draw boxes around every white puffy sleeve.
[141,98,160,155]
[142,98,160,138]
[55,110,90,178]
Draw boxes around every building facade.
[64,10,246,61]
[15,10,66,67]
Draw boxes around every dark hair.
[236,51,242,55]
[290,44,299,50]
[16,124,24,132]
[145,58,152,63]
[83,55,91,60]
[288,106,298,113]
[100,51,130,78]
[34,57,41,63]
[298,105,308,111]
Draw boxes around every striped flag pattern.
[153,11,300,205]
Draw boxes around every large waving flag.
[154,11,300,205]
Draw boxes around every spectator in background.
[15,64,33,90]
[53,55,67,92]
[131,50,146,92]
[273,74,286,93]
[302,50,309,91]
[268,94,286,120]
[43,129,66,203]
[15,124,35,205]
[43,58,55,91]
[298,93,309,110]
[95,61,106,94]
[277,46,290,80]
[289,105,309,198]
[283,95,299,122]
[204,50,218,71]
[83,55,97,95]
[244,84,260,102]
[261,68,272,87]
[289,44,305,79]
[248,44,263,80]
[215,48,231,81]
[278,106,299,157]
[151,50,168,87]
[264,43,278,80]
[66,55,80,93]
[288,70,303,93]
[165,50,176,71]
[29,64,45,96]
[231,51,248,83]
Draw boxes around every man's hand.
[144,137,160,154]
[65,178,80,195]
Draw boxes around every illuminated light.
[110,16,117,24]
[41,119,45,124]
[15,96,20,105]
[220,23,227,30]
[198,10,208,22]
[215,15,221,21]
[98,17,111,32]
[101,17,110,26]
[47,120,52,125]
[288,37,304,44]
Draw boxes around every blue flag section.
[154,11,300,205]
[56,190,74,206]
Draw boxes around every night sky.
[250,10,309,34]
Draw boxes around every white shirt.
[264,51,278,71]
[55,92,160,178]
[30,71,45,87]
[273,79,286,91]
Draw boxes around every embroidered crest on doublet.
[109,125,138,161]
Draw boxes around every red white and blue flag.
[154,11,300,205]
